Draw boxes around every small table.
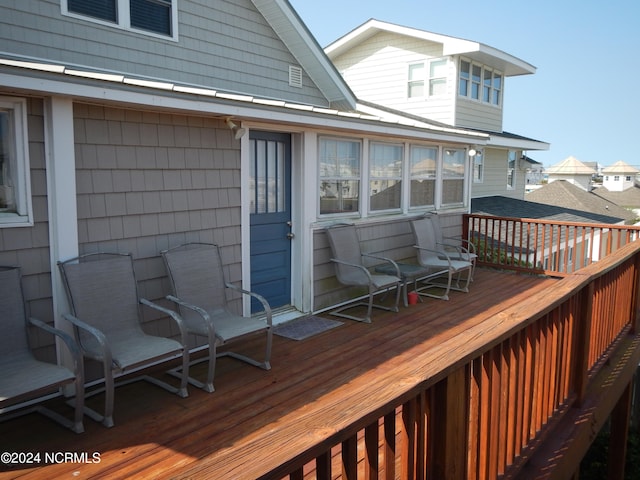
[375,262,435,307]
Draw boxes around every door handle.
[287,232,295,239]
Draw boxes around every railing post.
[573,283,594,406]
[431,366,467,480]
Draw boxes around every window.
[507,150,517,189]
[319,138,361,215]
[0,97,32,226]
[64,0,176,38]
[614,175,620,182]
[459,58,502,106]
[410,146,437,208]
[471,64,481,100]
[459,60,470,96]
[429,59,447,96]
[408,63,425,98]
[626,175,632,182]
[473,150,484,183]
[369,143,403,212]
[442,149,465,205]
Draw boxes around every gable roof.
[525,181,634,223]
[593,185,640,209]
[601,160,640,174]
[325,19,536,77]
[546,156,596,175]
[253,0,357,110]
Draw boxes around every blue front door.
[249,132,292,312]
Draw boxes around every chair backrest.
[429,215,445,244]
[162,243,228,311]
[325,224,370,285]
[0,266,29,357]
[59,253,142,338]
[410,218,439,264]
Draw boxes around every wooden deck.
[1,268,558,480]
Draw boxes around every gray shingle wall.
[0,0,328,106]
[74,103,243,341]
[0,98,55,359]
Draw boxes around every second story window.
[459,58,502,106]
[65,0,175,38]
[408,63,425,98]
[429,59,447,96]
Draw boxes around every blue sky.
[288,0,640,168]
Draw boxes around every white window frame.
[507,150,517,190]
[0,97,33,227]
[368,142,403,214]
[318,136,362,217]
[409,145,438,209]
[458,58,503,106]
[61,0,179,41]
[472,149,484,183]
[428,58,448,97]
[407,63,425,99]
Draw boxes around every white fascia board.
[0,70,481,144]
[486,135,550,151]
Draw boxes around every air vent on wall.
[289,65,303,88]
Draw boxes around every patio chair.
[428,214,477,280]
[161,243,272,393]
[325,224,402,323]
[0,266,84,434]
[58,253,189,428]
[410,218,473,300]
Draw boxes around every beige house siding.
[72,104,244,343]
[472,148,525,200]
[455,97,503,132]
[0,97,54,359]
[332,31,456,125]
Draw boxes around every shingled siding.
[0,97,55,360]
[74,104,243,346]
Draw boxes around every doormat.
[273,316,343,341]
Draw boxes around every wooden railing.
[211,235,640,479]
[463,214,640,277]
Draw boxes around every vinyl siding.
[0,0,328,106]
[332,31,456,125]
[472,147,525,200]
[456,97,503,132]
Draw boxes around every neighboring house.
[545,156,596,191]
[601,160,639,192]
[0,0,490,361]
[324,19,549,202]
[473,181,633,272]
[523,155,544,189]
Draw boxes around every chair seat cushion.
[0,353,75,405]
[183,308,268,343]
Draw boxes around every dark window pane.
[131,0,171,35]
[68,0,117,22]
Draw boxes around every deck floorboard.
[0,268,557,480]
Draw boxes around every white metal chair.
[326,224,402,323]
[410,218,473,300]
[58,253,189,427]
[162,243,272,393]
[0,266,84,433]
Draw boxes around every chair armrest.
[140,298,190,347]
[443,236,476,255]
[62,312,112,367]
[29,317,83,375]
[362,253,400,277]
[225,283,272,326]
[165,295,216,338]
[330,258,374,281]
